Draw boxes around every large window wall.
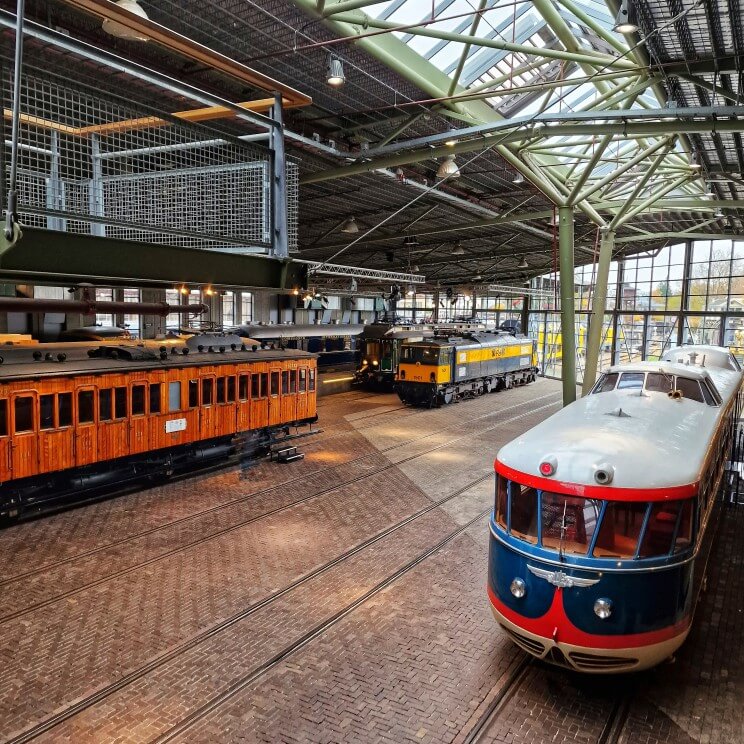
[528,239,744,382]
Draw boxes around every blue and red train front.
[488,461,697,673]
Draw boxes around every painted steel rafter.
[300,260,425,283]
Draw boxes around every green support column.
[581,227,615,396]
[558,205,577,406]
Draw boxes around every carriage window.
[227,377,236,403]
[132,385,146,416]
[290,370,297,393]
[675,377,704,403]
[617,372,645,389]
[40,394,55,430]
[150,384,162,414]
[638,502,681,558]
[14,396,34,433]
[201,378,214,406]
[58,393,72,427]
[169,381,182,412]
[673,500,694,553]
[593,502,648,558]
[495,476,507,530]
[251,373,261,399]
[115,387,128,419]
[239,375,249,401]
[509,484,538,545]
[540,492,601,555]
[309,369,316,392]
[188,380,199,408]
[78,390,95,424]
[0,400,7,436]
[299,369,307,392]
[271,371,280,396]
[281,371,289,395]
[216,377,226,404]
[645,373,672,393]
[99,389,112,422]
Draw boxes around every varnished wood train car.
[0,333,317,521]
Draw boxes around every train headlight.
[372,360,379,366]
[594,598,613,619]
[510,578,526,598]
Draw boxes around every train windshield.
[495,477,694,559]
[401,345,441,364]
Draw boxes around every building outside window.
[123,288,141,338]
[95,288,114,327]
[240,291,254,324]
[222,291,236,328]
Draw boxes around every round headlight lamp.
[510,578,526,598]
[594,597,613,619]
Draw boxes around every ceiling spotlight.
[340,216,359,234]
[327,55,346,87]
[690,151,702,170]
[411,264,420,272]
[452,242,465,256]
[518,257,529,269]
[403,235,419,247]
[513,171,525,185]
[102,0,150,41]
[437,154,460,179]
[472,275,482,281]
[613,0,638,34]
[406,284,416,296]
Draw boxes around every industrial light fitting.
[102,0,150,41]
[403,235,419,247]
[326,55,346,87]
[715,207,724,218]
[690,151,702,170]
[340,216,359,234]
[513,171,525,185]
[452,242,465,256]
[436,154,460,179]
[612,0,638,34]
[406,284,415,296]
[518,257,529,269]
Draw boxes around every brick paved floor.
[1,379,741,744]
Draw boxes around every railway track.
[0,389,560,591]
[7,473,494,742]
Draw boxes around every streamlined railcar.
[488,345,743,672]
[395,331,538,406]
[0,333,318,522]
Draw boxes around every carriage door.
[129,382,149,454]
[10,393,38,480]
[75,388,98,466]
[200,376,217,439]
[38,392,74,475]
[268,369,282,426]
[296,368,308,420]
[0,399,10,482]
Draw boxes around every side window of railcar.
[132,385,146,416]
[290,370,297,394]
[617,372,645,389]
[188,380,199,408]
[227,377,236,403]
[592,372,618,393]
[495,477,507,530]
[40,394,55,430]
[509,485,538,544]
[14,396,34,433]
[169,381,182,412]
[58,393,72,427]
[216,377,226,404]
[281,371,289,395]
[592,502,648,558]
[150,384,162,414]
[309,369,316,392]
[674,500,694,553]
[239,375,249,401]
[114,387,128,419]
[271,371,280,396]
[201,378,214,406]
[99,389,113,422]
[260,372,269,397]
[78,391,95,424]
[0,399,7,436]
[299,369,307,393]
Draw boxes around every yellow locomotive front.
[396,341,453,406]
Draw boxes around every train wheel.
[442,391,454,405]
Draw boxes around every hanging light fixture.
[437,154,460,179]
[327,55,346,87]
[406,284,416,296]
[518,257,529,269]
[513,171,525,185]
[403,235,419,247]
[340,216,359,234]
[102,0,150,41]
[690,151,702,170]
[612,0,638,34]
[411,264,420,272]
[452,242,465,256]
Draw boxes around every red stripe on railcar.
[494,460,698,501]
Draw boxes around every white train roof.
[497,346,742,493]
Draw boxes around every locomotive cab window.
[675,376,704,403]
[592,502,648,558]
[495,476,507,530]
[509,484,538,545]
[645,373,672,393]
[617,372,645,389]
[540,492,600,555]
